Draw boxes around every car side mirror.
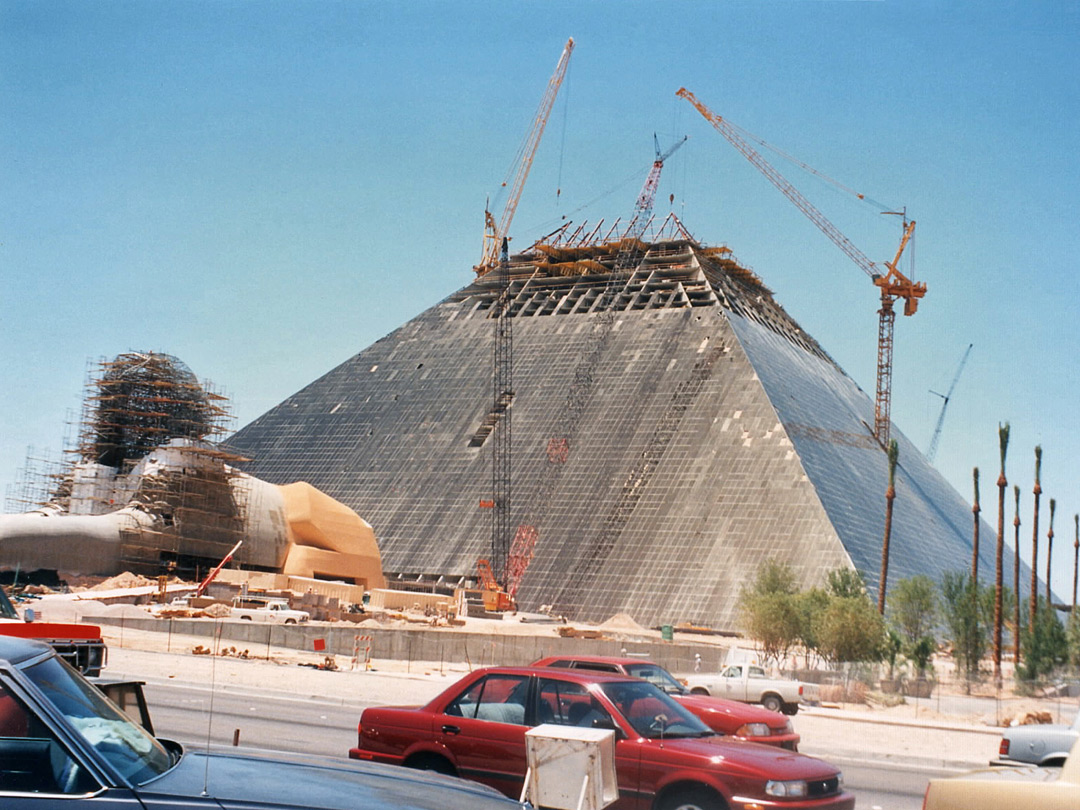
[23,608,34,623]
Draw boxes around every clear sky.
[3,1,1078,598]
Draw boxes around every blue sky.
[3,1,1078,598]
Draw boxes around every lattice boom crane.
[475,38,575,276]
[677,87,927,446]
[628,134,687,237]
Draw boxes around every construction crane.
[475,38,575,277]
[926,343,973,463]
[626,134,687,238]
[677,87,927,446]
[194,538,243,598]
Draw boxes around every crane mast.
[476,38,575,276]
[677,87,927,446]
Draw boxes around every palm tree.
[993,422,1009,683]
[1030,446,1042,631]
[878,439,899,615]
[1046,498,1056,606]
[1013,485,1022,664]
[971,467,981,583]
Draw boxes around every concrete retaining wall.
[95,615,732,674]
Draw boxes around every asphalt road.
[144,680,936,809]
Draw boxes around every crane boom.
[632,134,687,227]
[476,38,575,275]
[677,86,927,446]
[926,343,973,463]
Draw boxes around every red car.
[533,655,800,750]
[349,666,853,810]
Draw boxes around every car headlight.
[775,718,794,734]
[735,723,771,737]
[765,779,808,797]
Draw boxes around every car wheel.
[658,785,726,810]
[240,616,252,621]
[761,694,783,713]
[690,687,710,696]
[285,619,297,625]
[405,753,458,777]
[780,702,799,716]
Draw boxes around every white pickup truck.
[683,663,816,715]
[230,598,310,625]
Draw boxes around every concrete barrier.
[92,615,730,674]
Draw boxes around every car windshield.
[600,680,713,739]
[624,663,688,695]
[0,587,20,620]
[24,655,173,784]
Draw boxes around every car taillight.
[999,738,1010,756]
[798,685,804,696]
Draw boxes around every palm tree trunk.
[971,468,981,583]
[878,440,899,615]
[1072,514,1078,611]
[879,491,894,615]
[1013,485,1021,665]
[1046,499,1056,607]
[1030,446,1042,631]
[994,423,1009,686]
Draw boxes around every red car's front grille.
[807,776,840,797]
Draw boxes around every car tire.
[690,687,710,696]
[761,694,783,713]
[780,702,799,716]
[285,619,297,625]
[657,785,726,810]
[240,616,252,621]
[405,753,458,777]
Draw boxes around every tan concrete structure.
[278,482,386,590]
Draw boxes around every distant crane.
[626,134,687,238]
[926,343,973,463]
[475,38,575,276]
[677,87,927,446]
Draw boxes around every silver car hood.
[141,744,518,810]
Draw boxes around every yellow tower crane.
[677,87,926,446]
[474,38,575,277]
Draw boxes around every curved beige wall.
[278,482,386,590]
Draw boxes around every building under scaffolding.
[6,353,251,578]
[1,352,387,590]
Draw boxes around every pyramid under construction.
[230,216,997,628]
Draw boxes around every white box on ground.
[523,724,618,810]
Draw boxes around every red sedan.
[533,655,800,750]
[349,666,853,810]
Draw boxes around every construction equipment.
[926,343,973,463]
[476,558,515,612]
[194,538,243,598]
[490,237,514,588]
[475,38,575,277]
[626,134,687,238]
[677,87,927,446]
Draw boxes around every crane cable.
[555,56,572,203]
[724,117,894,214]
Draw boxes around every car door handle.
[442,724,461,735]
